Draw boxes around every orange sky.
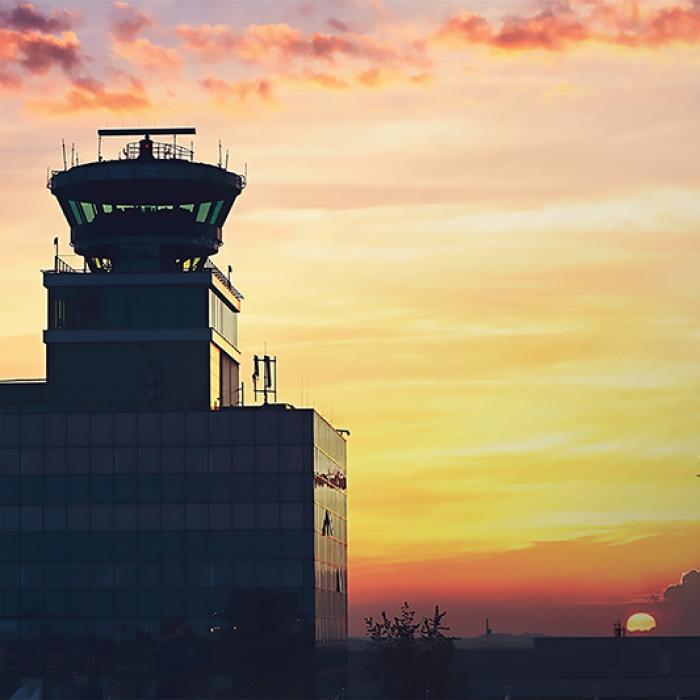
[1,0,699,636]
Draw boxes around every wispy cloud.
[176,21,404,65]
[30,73,149,113]
[109,2,181,75]
[436,1,700,51]
[200,75,273,104]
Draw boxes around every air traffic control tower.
[46,128,244,412]
[0,129,348,699]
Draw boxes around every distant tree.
[364,602,456,699]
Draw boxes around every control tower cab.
[44,128,246,411]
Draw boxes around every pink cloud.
[0,27,82,76]
[0,3,83,86]
[327,18,351,33]
[31,74,150,113]
[112,36,182,73]
[200,75,273,102]
[0,1,76,33]
[176,21,401,66]
[436,1,700,51]
[110,0,152,42]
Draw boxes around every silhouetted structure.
[0,129,348,699]
[350,635,700,699]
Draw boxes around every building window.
[195,202,212,223]
[209,291,238,348]
[209,200,224,225]
[81,202,96,223]
[67,200,83,225]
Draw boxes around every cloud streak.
[0,1,76,33]
[176,21,414,66]
[31,74,150,113]
[436,1,700,51]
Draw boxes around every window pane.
[81,202,96,223]
[209,200,224,225]
[68,200,83,225]
[195,202,211,223]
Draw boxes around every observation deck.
[48,128,246,274]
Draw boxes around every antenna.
[252,354,277,405]
[61,140,67,170]
[225,149,229,170]
[218,139,222,168]
[97,133,102,161]
[97,127,196,137]
[70,142,75,168]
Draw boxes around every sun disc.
[626,612,656,633]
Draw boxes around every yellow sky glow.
[0,0,699,635]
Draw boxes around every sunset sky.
[0,0,699,637]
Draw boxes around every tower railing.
[123,141,194,161]
[52,255,85,273]
[205,259,245,300]
[47,255,244,299]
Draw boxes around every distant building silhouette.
[0,128,348,699]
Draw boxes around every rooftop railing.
[205,259,244,300]
[46,255,244,300]
[123,140,194,161]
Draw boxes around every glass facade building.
[0,130,348,698]
[0,408,347,699]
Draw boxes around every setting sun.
[626,613,657,634]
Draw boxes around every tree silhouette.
[364,603,456,699]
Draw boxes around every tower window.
[68,200,83,225]
[209,200,224,225]
[195,202,211,223]
[80,202,96,223]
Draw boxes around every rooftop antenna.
[190,141,194,161]
[97,132,102,161]
[218,139,222,168]
[252,354,277,405]
[224,149,229,170]
[61,140,67,170]
[485,617,493,636]
[70,142,75,168]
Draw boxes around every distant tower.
[46,128,245,410]
[486,617,493,635]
